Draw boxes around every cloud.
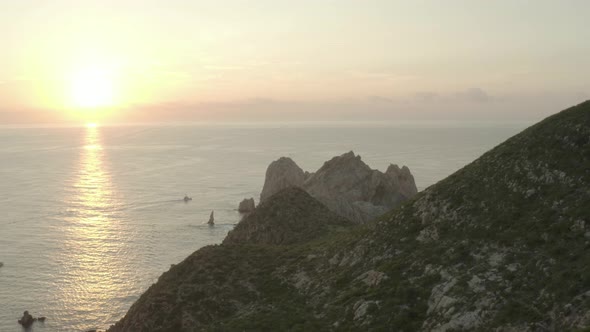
[453,88,494,103]
[409,88,495,103]
[366,95,395,104]
[413,91,440,102]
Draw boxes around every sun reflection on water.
[56,125,131,330]
[78,126,111,213]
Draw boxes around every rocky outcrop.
[260,151,417,223]
[17,311,45,328]
[225,188,352,245]
[110,101,590,332]
[18,311,34,328]
[207,211,214,225]
[259,157,308,202]
[385,164,417,198]
[238,198,256,213]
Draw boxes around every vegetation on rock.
[109,101,590,332]
[225,187,352,245]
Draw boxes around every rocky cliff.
[259,157,309,202]
[110,101,590,332]
[237,198,256,213]
[259,151,418,223]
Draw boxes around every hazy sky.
[0,0,589,124]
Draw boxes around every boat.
[183,195,192,202]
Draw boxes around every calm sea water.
[0,122,525,331]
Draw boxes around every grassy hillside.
[224,187,352,245]
[109,101,590,332]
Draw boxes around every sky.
[0,0,589,124]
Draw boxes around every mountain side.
[110,101,590,331]
[317,100,590,331]
[109,188,353,332]
[224,187,352,245]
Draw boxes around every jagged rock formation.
[259,157,309,202]
[225,188,352,245]
[207,211,214,225]
[259,151,417,223]
[110,101,590,332]
[237,198,256,213]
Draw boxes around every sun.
[69,66,116,109]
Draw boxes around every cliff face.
[237,198,256,213]
[259,151,417,223]
[110,101,590,332]
[259,157,308,202]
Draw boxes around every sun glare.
[70,66,116,109]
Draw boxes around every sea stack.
[17,311,34,328]
[259,157,308,202]
[258,151,417,223]
[207,211,214,225]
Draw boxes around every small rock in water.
[18,310,34,328]
[208,210,215,225]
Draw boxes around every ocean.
[0,122,525,331]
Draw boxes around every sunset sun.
[69,66,117,109]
